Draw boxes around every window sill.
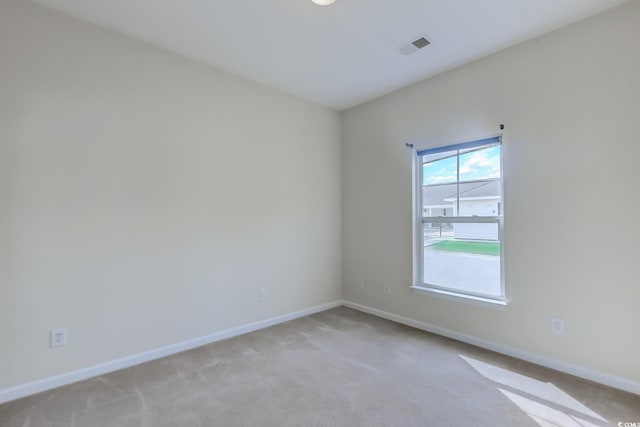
[409,285,508,310]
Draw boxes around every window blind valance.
[416,135,501,157]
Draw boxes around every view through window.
[416,137,503,300]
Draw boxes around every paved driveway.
[423,248,501,296]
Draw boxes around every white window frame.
[412,137,506,305]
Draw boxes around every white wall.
[0,0,341,390]
[342,0,640,383]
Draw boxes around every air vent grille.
[412,37,430,49]
[397,35,431,56]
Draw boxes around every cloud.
[459,164,476,175]
[460,148,500,178]
[462,151,498,168]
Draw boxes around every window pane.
[423,222,501,297]
[423,153,457,186]
[456,180,501,217]
[459,145,501,182]
[422,183,456,217]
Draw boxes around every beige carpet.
[1,306,639,426]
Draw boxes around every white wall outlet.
[551,318,565,335]
[383,283,391,295]
[358,279,365,289]
[260,289,269,302]
[50,328,67,348]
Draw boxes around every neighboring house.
[423,180,500,241]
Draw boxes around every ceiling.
[29,0,627,110]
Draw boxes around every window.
[413,136,504,302]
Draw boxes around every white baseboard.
[4,299,637,404]
[0,300,343,404]
[344,300,640,396]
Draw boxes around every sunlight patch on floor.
[460,355,608,426]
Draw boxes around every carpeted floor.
[1,306,639,426]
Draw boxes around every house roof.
[423,180,500,206]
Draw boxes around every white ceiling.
[29,0,627,110]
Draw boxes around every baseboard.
[344,300,640,396]
[5,299,637,404]
[0,300,343,404]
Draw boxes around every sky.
[423,146,501,185]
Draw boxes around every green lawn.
[430,240,500,256]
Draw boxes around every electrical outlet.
[260,289,269,302]
[383,283,391,295]
[358,279,365,289]
[50,328,67,348]
[551,318,565,335]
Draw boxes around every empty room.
[1,0,639,425]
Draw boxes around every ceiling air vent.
[397,36,431,56]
